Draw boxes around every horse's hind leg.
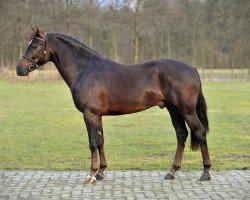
[184,112,211,181]
[165,108,188,180]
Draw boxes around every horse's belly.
[105,103,149,115]
[104,91,165,115]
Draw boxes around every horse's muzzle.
[16,66,29,76]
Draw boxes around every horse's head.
[16,26,49,76]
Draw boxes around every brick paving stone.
[0,170,249,199]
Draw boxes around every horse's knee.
[89,142,98,151]
[89,135,104,151]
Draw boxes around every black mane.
[53,33,102,58]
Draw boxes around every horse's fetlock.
[173,164,181,171]
[91,167,98,173]
[100,164,107,169]
[204,163,211,169]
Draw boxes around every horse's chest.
[71,86,106,113]
[71,86,88,112]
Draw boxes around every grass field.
[0,80,249,171]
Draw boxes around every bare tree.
[133,0,142,63]
[65,0,72,34]
[0,0,249,79]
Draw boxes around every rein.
[22,32,47,71]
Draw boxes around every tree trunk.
[19,0,25,59]
[12,43,16,78]
[248,66,250,81]
[112,30,118,61]
[88,0,94,48]
[199,26,207,80]
[109,27,119,61]
[167,31,171,58]
[192,28,196,67]
[52,0,57,31]
[65,0,71,34]
[231,54,235,81]
[0,4,3,68]
[134,0,142,63]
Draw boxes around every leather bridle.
[22,32,47,71]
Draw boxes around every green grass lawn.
[0,80,249,171]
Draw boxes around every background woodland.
[0,0,249,79]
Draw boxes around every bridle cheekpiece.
[22,32,47,71]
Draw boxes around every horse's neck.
[48,35,91,88]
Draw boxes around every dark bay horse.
[16,27,211,184]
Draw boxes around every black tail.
[191,70,209,151]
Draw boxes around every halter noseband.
[22,32,47,71]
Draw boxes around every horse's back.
[100,57,199,81]
[99,57,201,100]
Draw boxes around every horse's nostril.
[16,66,21,75]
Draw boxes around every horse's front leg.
[83,111,104,184]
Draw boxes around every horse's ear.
[31,25,35,31]
[29,25,37,40]
[35,26,44,38]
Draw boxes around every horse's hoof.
[164,173,175,180]
[84,176,96,184]
[95,172,104,180]
[199,173,211,181]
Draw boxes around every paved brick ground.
[0,170,249,200]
